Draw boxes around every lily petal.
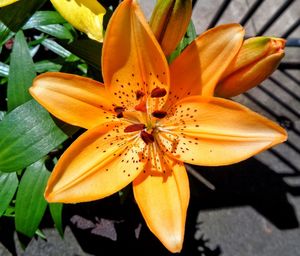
[102,0,170,112]
[50,0,106,42]
[158,96,287,166]
[166,24,244,107]
[0,0,19,7]
[30,72,116,129]
[133,146,189,253]
[45,122,147,203]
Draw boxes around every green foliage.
[168,21,197,63]
[49,203,64,237]
[0,0,104,247]
[15,160,50,237]
[0,172,18,216]
[0,100,72,172]
[7,30,36,111]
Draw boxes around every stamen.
[136,90,145,100]
[114,106,125,113]
[134,101,147,112]
[140,131,154,144]
[151,87,167,98]
[152,110,167,118]
[116,112,123,118]
[114,106,125,119]
[124,124,146,133]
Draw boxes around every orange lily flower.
[30,0,287,252]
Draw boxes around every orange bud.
[150,0,192,56]
[215,37,285,98]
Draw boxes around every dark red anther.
[114,106,125,113]
[151,87,167,98]
[152,110,167,118]
[136,90,145,100]
[140,131,154,144]
[124,123,146,133]
[116,112,123,118]
[114,106,125,118]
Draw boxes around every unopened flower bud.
[150,0,192,56]
[215,37,285,98]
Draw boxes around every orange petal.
[133,146,189,253]
[166,24,244,107]
[102,0,170,112]
[45,121,147,203]
[157,96,287,166]
[30,72,116,129]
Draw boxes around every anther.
[140,131,154,144]
[151,87,167,98]
[152,110,167,118]
[134,101,147,112]
[114,106,125,118]
[124,124,146,133]
[136,90,145,100]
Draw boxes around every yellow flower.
[30,0,287,252]
[0,0,106,42]
[49,0,106,42]
[0,0,19,7]
[215,36,286,98]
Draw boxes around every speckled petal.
[45,121,147,203]
[166,24,244,108]
[157,96,287,166]
[133,146,189,253]
[30,72,116,129]
[102,0,170,112]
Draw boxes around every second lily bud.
[215,36,285,98]
[150,0,192,56]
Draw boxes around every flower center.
[116,87,168,145]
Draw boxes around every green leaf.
[35,36,71,58]
[0,0,47,32]
[168,21,197,63]
[0,100,71,172]
[0,61,9,77]
[49,203,64,237]
[0,21,14,47]
[1,60,62,76]
[0,172,18,217]
[23,11,66,30]
[15,160,50,237]
[62,39,102,70]
[7,30,36,111]
[36,24,74,41]
[34,60,62,73]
